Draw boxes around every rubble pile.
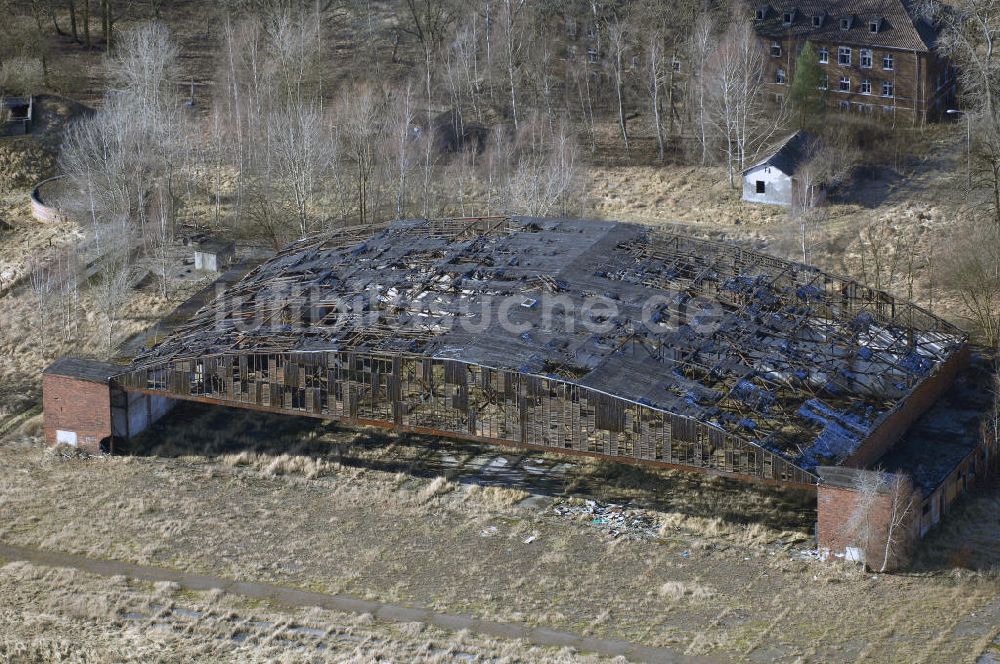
[550,499,659,540]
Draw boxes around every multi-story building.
[752,0,956,122]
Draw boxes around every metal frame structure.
[117,217,966,487]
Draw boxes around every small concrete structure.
[194,239,236,273]
[42,357,176,454]
[742,131,823,207]
[1,96,33,136]
[30,175,69,223]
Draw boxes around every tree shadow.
[828,164,907,209]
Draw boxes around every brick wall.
[760,36,954,122]
[42,373,113,455]
[817,468,917,571]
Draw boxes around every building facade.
[752,1,956,122]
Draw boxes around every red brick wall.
[759,36,954,121]
[817,472,917,570]
[42,374,113,455]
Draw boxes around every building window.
[782,10,794,25]
[672,59,681,72]
[587,47,599,63]
[756,180,766,194]
[839,100,851,111]
[860,48,873,68]
[869,18,882,33]
[812,14,824,28]
[882,53,894,70]
[861,79,872,94]
[818,46,829,63]
[839,76,851,91]
[838,46,851,66]
[756,6,767,20]
[882,81,894,97]
[565,17,577,39]
[882,104,894,115]
[840,16,852,30]
[776,67,786,84]
[771,41,782,57]
[819,74,829,89]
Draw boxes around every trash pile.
[792,548,824,561]
[550,499,660,540]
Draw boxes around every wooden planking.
[117,351,817,485]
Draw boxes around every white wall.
[121,391,178,438]
[742,164,793,206]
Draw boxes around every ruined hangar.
[91,216,969,490]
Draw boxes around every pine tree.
[790,41,826,126]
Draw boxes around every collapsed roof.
[128,217,965,471]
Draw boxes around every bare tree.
[878,473,915,573]
[929,0,1000,225]
[507,121,578,216]
[94,218,138,355]
[388,82,417,218]
[689,13,715,165]
[28,245,80,342]
[942,218,1000,345]
[787,142,854,262]
[146,188,174,297]
[273,102,335,236]
[643,27,667,162]
[497,0,524,130]
[607,17,630,156]
[339,84,385,226]
[704,17,784,186]
[843,469,915,572]
[856,216,918,295]
[106,20,179,113]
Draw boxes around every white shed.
[742,131,823,207]
[194,239,236,273]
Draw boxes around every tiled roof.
[752,0,939,52]
[745,130,817,176]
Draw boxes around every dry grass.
[0,559,604,663]
[1,418,998,663]
[657,580,716,601]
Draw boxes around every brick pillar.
[42,358,122,455]
[43,374,113,455]
[816,466,918,571]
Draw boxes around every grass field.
[1,403,999,663]
[0,557,611,663]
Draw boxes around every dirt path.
[0,541,719,664]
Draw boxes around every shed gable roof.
[744,130,817,177]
